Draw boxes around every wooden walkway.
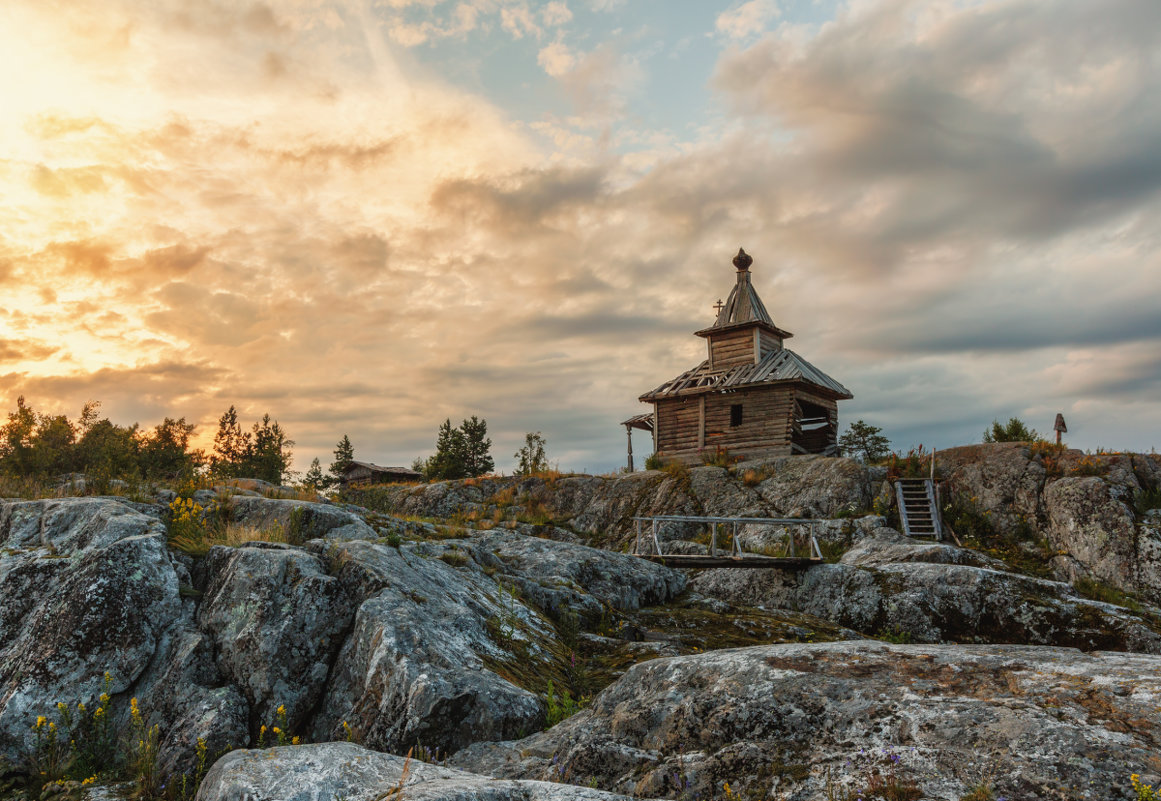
[633,514,825,569]
[638,553,820,569]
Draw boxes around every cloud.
[715,0,780,40]
[0,339,58,363]
[541,2,572,27]
[4,0,1161,475]
[536,41,644,119]
[500,5,542,39]
[538,42,576,77]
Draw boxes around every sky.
[2,0,1160,476]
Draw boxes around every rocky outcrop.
[1044,476,1161,601]
[451,641,1161,801]
[839,527,1007,569]
[938,442,1048,530]
[197,543,356,736]
[227,497,377,542]
[348,458,881,547]
[309,532,685,754]
[0,499,180,758]
[0,498,246,774]
[309,538,547,753]
[199,742,641,801]
[940,444,1161,603]
[691,530,1161,652]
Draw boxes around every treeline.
[411,416,494,480]
[0,398,293,485]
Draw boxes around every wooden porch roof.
[621,411,655,432]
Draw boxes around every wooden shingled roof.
[341,460,422,478]
[694,248,793,340]
[639,347,853,402]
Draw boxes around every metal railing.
[632,514,824,560]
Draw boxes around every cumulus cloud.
[715,0,780,40]
[537,41,644,119]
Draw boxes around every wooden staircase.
[894,478,943,539]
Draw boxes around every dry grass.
[168,520,292,555]
[262,486,321,502]
[220,521,291,546]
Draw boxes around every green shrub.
[982,417,1040,443]
[660,460,690,481]
[1134,488,1161,515]
[545,680,587,727]
[701,446,738,468]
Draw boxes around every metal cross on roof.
[713,299,724,314]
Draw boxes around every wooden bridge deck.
[633,514,828,569]
[637,554,822,569]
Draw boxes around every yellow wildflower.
[82,776,96,786]
[292,736,301,745]
[56,702,67,713]
[272,726,281,734]
[261,725,268,733]
[35,716,46,728]
[276,704,286,716]
[77,702,85,712]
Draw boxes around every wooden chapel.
[622,248,852,468]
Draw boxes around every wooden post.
[626,425,634,472]
[1054,413,1067,445]
[711,522,717,557]
[652,403,659,456]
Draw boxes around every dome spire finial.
[732,247,753,271]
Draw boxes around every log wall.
[656,385,798,464]
[759,329,783,358]
[708,328,757,369]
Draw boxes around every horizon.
[3,0,1160,475]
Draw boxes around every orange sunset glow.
[3,0,1160,474]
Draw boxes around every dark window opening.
[730,404,743,427]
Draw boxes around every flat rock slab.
[451,641,1161,801]
[198,742,646,801]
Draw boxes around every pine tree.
[427,419,468,480]
[210,406,249,478]
[838,420,891,463]
[0,396,39,476]
[460,416,494,478]
[139,417,198,479]
[327,435,355,488]
[247,414,294,484]
[303,457,325,490]
[514,432,548,476]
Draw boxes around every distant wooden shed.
[340,460,422,487]
[623,249,852,467]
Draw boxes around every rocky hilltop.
[0,443,1158,800]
